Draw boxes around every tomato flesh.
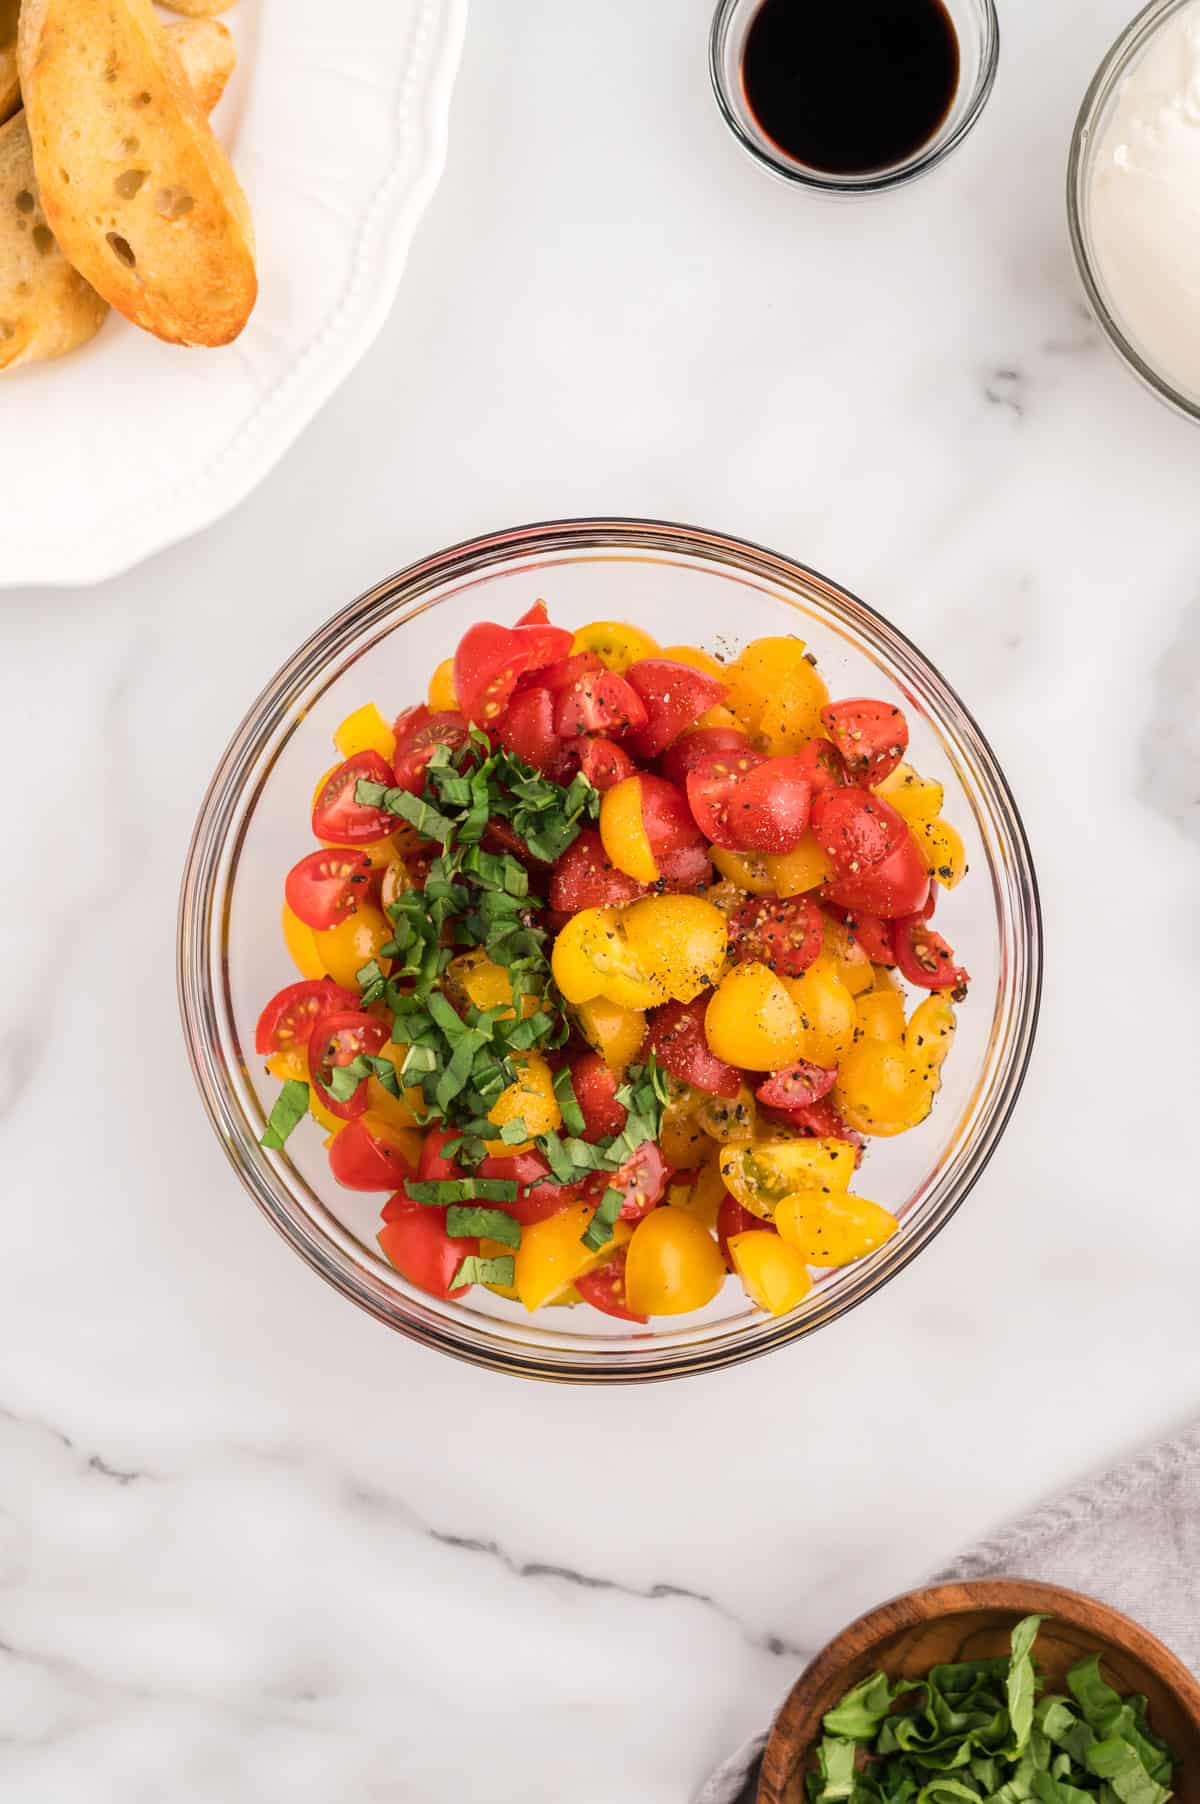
[793,737,847,795]
[820,699,908,784]
[477,1153,581,1226]
[329,1119,418,1191]
[553,667,648,739]
[686,752,812,854]
[308,1009,390,1120]
[717,1193,774,1271]
[575,1247,647,1323]
[255,978,358,1057]
[892,914,970,992]
[549,828,646,912]
[393,708,470,795]
[755,1061,838,1111]
[378,1204,475,1298]
[570,1052,628,1141]
[494,684,563,775]
[311,751,396,844]
[728,894,824,977]
[827,904,896,965]
[624,658,726,759]
[645,996,742,1098]
[577,736,636,791]
[822,833,930,919]
[284,847,374,930]
[637,775,712,888]
[586,1141,670,1222]
[661,726,753,788]
[454,619,572,725]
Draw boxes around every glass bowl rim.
[707,0,1001,196]
[1066,0,1200,426]
[177,515,1043,1384]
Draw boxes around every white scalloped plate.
[0,0,466,588]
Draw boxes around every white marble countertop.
[3,1,1200,1797]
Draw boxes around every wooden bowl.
[760,1581,1200,1804]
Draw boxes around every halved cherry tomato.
[783,1095,864,1157]
[328,1116,419,1190]
[378,1204,475,1299]
[392,708,471,794]
[810,786,907,873]
[728,893,824,976]
[571,620,660,673]
[516,600,552,628]
[624,658,727,759]
[822,833,930,918]
[585,1141,671,1221]
[553,666,648,739]
[639,776,712,888]
[577,736,635,791]
[794,738,847,794]
[570,1052,628,1141]
[574,1246,647,1323]
[686,752,812,854]
[625,1205,725,1315]
[311,751,397,844]
[549,828,646,912]
[645,996,742,1099]
[728,1231,814,1315]
[661,726,754,788]
[717,1193,773,1270]
[255,978,359,1057]
[495,684,562,775]
[454,618,572,725]
[284,847,375,931]
[755,1061,838,1111]
[820,700,909,785]
[308,1009,390,1120]
[828,905,895,965]
[892,914,970,992]
[477,1152,581,1226]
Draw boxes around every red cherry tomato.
[645,997,742,1099]
[416,1124,464,1184]
[686,752,812,854]
[570,1052,628,1142]
[810,786,907,873]
[602,1141,670,1222]
[549,828,646,912]
[717,1193,774,1270]
[255,979,359,1057]
[515,601,550,627]
[311,751,397,844]
[378,1204,475,1299]
[308,1009,390,1120]
[660,726,753,788]
[284,847,375,930]
[328,1119,419,1191]
[794,737,848,795]
[577,736,636,791]
[575,1247,647,1323]
[820,699,909,785]
[553,667,649,739]
[637,775,712,888]
[821,833,930,919]
[477,1153,580,1226]
[892,914,970,992]
[392,708,471,795]
[454,619,571,726]
[755,1061,838,1111]
[826,904,896,965]
[770,1095,865,1162]
[494,685,563,775]
[728,894,824,976]
[538,651,604,692]
[624,658,726,759]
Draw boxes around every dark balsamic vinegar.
[741,0,961,177]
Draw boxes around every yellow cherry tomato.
[705,962,805,1069]
[485,1051,561,1155]
[282,901,326,979]
[874,761,944,824]
[916,815,967,889]
[872,962,902,993]
[710,846,777,894]
[658,1091,713,1167]
[265,1046,307,1084]
[334,702,396,764]
[906,994,956,1069]
[444,948,536,1019]
[515,1203,632,1310]
[312,902,391,990]
[693,1082,758,1143]
[695,702,744,731]
[729,1231,814,1315]
[574,996,646,1072]
[625,1207,726,1316]
[427,656,459,711]
[774,1189,899,1267]
[719,1136,857,1218]
[309,1086,345,1135]
[658,644,725,680]
[551,907,667,1010]
[854,987,907,1044]
[571,620,660,673]
[361,1041,425,1130]
[756,668,830,754]
[834,1040,927,1137]
[781,964,858,1066]
[764,836,835,896]
[814,922,873,996]
[722,637,812,735]
[622,894,727,1003]
[599,775,658,884]
[666,1155,726,1232]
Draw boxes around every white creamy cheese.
[1087,0,1200,403]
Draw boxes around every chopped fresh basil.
[553,1065,585,1137]
[581,1185,624,1252]
[260,1080,310,1150]
[404,1177,519,1205]
[450,1253,516,1290]
[446,1206,521,1246]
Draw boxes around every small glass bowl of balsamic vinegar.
[709,0,999,194]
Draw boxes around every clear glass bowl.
[709,0,1000,195]
[178,519,1041,1383]
[1067,0,1200,424]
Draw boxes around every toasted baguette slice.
[19,0,255,346]
[159,0,235,14]
[0,19,236,371]
[0,0,19,126]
